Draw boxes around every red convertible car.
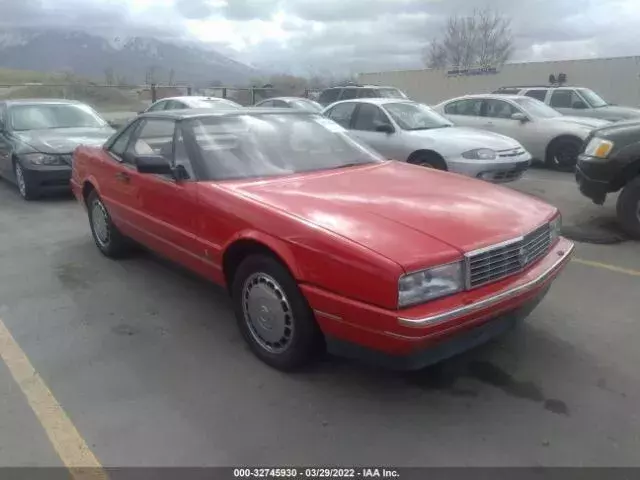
[71,108,574,371]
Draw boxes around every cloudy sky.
[2,0,639,74]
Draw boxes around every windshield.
[578,88,608,108]
[512,97,562,118]
[185,113,384,181]
[9,103,106,131]
[290,99,323,113]
[377,88,407,99]
[384,102,453,130]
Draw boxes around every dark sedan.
[0,99,115,200]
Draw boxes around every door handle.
[115,171,131,183]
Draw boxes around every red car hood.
[220,162,557,271]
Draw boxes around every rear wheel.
[14,160,38,200]
[87,190,132,258]
[231,254,323,371]
[546,137,582,172]
[616,177,640,239]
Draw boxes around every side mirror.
[375,123,394,134]
[511,112,529,122]
[135,155,173,175]
[572,101,588,109]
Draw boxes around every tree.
[423,8,514,69]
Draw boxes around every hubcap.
[242,273,294,354]
[91,199,110,248]
[15,163,26,197]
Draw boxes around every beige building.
[358,56,640,107]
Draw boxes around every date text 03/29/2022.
[233,468,401,479]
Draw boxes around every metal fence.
[0,82,322,127]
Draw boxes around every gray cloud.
[0,0,637,75]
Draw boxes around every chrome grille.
[497,147,526,158]
[466,223,551,288]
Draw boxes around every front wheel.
[87,191,132,258]
[546,138,582,172]
[616,177,640,239]
[232,255,323,371]
[14,160,38,200]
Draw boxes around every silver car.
[322,99,531,183]
[434,94,610,171]
[253,97,323,113]
[144,96,242,112]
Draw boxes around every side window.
[146,100,167,112]
[273,100,289,107]
[318,89,340,105]
[524,89,547,102]
[109,121,139,158]
[126,119,176,163]
[258,100,274,107]
[352,104,391,131]
[445,99,483,116]
[325,102,357,128]
[550,90,583,108]
[484,99,519,119]
[339,88,358,100]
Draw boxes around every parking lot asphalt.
[0,168,639,470]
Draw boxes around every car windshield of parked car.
[578,88,608,108]
[186,113,384,181]
[377,88,407,99]
[290,99,323,113]
[512,97,562,119]
[9,104,106,131]
[384,102,453,130]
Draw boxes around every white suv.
[493,85,640,122]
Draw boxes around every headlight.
[398,262,464,308]
[20,153,66,166]
[462,148,497,160]
[549,214,562,244]
[583,137,614,159]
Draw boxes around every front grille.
[497,148,526,158]
[466,223,551,288]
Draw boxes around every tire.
[546,137,582,172]
[13,160,38,200]
[616,177,640,239]
[409,152,447,170]
[231,254,323,371]
[86,190,132,258]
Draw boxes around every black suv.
[317,84,407,106]
[576,120,640,238]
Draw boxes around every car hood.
[553,116,611,129]
[594,105,640,121]
[13,127,115,154]
[221,162,556,272]
[406,126,520,150]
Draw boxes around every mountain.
[0,29,258,86]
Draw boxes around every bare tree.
[424,8,514,69]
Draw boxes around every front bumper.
[447,153,532,183]
[575,154,618,204]
[303,237,574,370]
[21,163,72,192]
